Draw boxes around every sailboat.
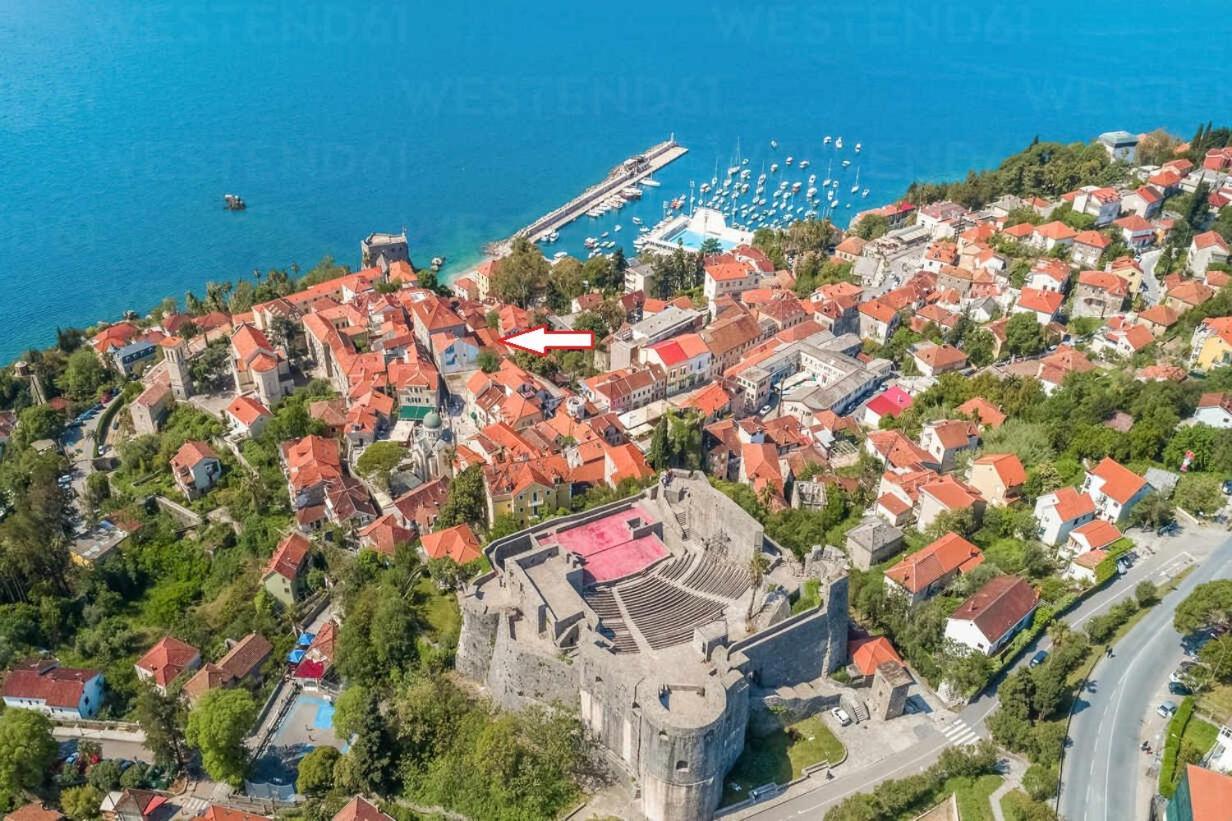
[851,165,861,194]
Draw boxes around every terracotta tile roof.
[1073,229,1111,248]
[1138,304,1180,327]
[1168,279,1215,306]
[1070,519,1122,550]
[949,575,1039,643]
[1194,231,1230,252]
[135,637,199,688]
[225,395,271,427]
[1089,457,1146,505]
[1043,487,1097,521]
[199,806,270,821]
[1078,271,1129,296]
[1034,221,1077,241]
[705,257,754,282]
[217,633,272,680]
[914,343,967,371]
[850,636,904,677]
[858,299,897,324]
[1017,288,1064,315]
[956,397,1005,429]
[877,493,912,517]
[920,475,982,511]
[421,523,483,564]
[1,659,98,708]
[332,798,393,821]
[1181,764,1232,820]
[5,804,64,821]
[182,663,234,701]
[885,532,984,594]
[974,453,1026,488]
[359,513,415,558]
[170,441,218,478]
[265,532,311,581]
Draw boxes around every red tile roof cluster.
[949,575,1039,643]
[1,659,99,708]
[421,523,483,564]
[265,532,312,581]
[885,533,984,594]
[135,637,199,688]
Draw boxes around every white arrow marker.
[500,325,595,357]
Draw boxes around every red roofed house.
[956,397,1006,430]
[1070,230,1111,268]
[911,343,968,378]
[641,333,713,396]
[134,637,200,695]
[1165,280,1216,315]
[196,806,270,821]
[858,299,900,344]
[703,256,757,302]
[1113,215,1156,249]
[421,523,482,565]
[849,636,904,678]
[1013,288,1064,324]
[1082,457,1150,524]
[919,420,979,473]
[1033,486,1097,546]
[884,532,984,604]
[224,394,272,439]
[332,797,393,821]
[262,532,313,606]
[945,575,1039,655]
[358,513,414,557]
[968,453,1026,507]
[5,804,65,821]
[917,475,985,532]
[2,658,104,719]
[1188,231,1230,276]
[1030,221,1077,252]
[1071,187,1121,226]
[862,386,913,428]
[1064,519,1122,559]
[1194,392,1232,429]
[1073,271,1129,318]
[1169,764,1232,821]
[170,440,222,499]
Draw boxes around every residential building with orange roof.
[224,394,271,439]
[1030,221,1077,252]
[261,532,312,606]
[916,475,985,532]
[702,255,757,302]
[1113,214,1157,248]
[603,442,654,487]
[482,456,571,524]
[1013,287,1064,324]
[197,806,270,821]
[421,523,483,565]
[1189,230,1231,276]
[883,532,984,604]
[1073,271,1129,318]
[1,658,103,719]
[1069,229,1111,267]
[849,636,904,677]
[130,378,173,435]
[1169,764,1232,821]
[1138,304,1181,336]
[332,797,393,821]
[281,434,343,510]
[955,397,1006,430]
[134,636,200,694]
[857,298,899,343]
[739,442,786,505]
[919,419,979,473]
[1082,457,1150,524]
[945,575,1039,655]
[359,513,414,558]
[1166,279,1216,314]
[911,342,968,378]
[968,453,1026,507]
[640,333,712,396]
[5,804,65,821]
[865,430,934,473]
[170,440,221,499]
[1033,486,1097,546]
[1064,518,1122,558]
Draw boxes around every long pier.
[494,137,688,254]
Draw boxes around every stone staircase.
[852,700,870,723]
[674,509,689,539]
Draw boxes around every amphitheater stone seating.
[584,588,639,653]
[681,555,751,600]
[616,576,727,650]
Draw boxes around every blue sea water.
[1,0,1230,364]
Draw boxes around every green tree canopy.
[185,688,258,786]
[0,709,58,808]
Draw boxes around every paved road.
[1060,533,1232,821]
[732,529,1201,820]
[1139,248,1162,304]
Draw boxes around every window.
[676,760,689,772]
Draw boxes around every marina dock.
[496,137,688,253]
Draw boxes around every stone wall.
[484,613,578,712]
[455,595,499,683]
[730,607,830,687]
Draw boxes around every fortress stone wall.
[456,471,850,821]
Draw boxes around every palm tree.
[746,551,769,622]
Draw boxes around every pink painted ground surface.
[547,504,667,583]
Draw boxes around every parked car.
[830,706,852,726]
[1169,681,1193,696]
[1157,701,1178,718]
[1157,522,1180,537]
[1171,662,1198,684]
[1221,479,1232,496]
[1029,650,1049,669]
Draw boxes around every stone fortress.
[456,470,849,821]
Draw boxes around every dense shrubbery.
[824,742,999,820]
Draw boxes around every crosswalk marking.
[940,719,980,747]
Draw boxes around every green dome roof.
[423,410,442,429]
